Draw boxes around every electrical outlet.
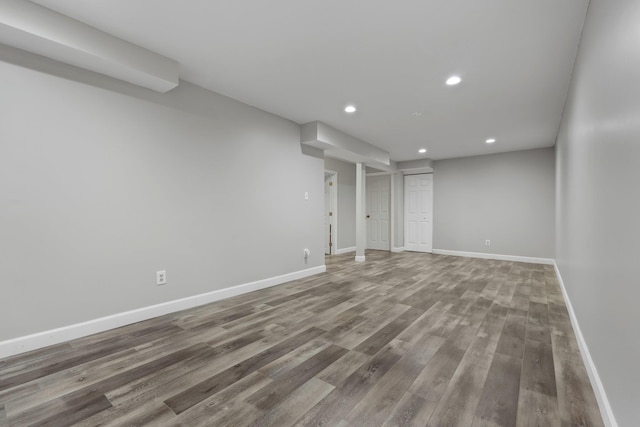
[304,192,309,200]
[156,270,167,285]
[485,240,491,246]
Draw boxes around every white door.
[404,174,433,252]
[367,175,390,251]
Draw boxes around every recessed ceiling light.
[446,75,462,85]
[486,138,496,144]
[344,105,357,113]
[418,148,427,154]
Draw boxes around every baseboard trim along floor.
[334,246,356,255]
[553,262,618,427]
[433,249,554,265]
[0,265,326,359]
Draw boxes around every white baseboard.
[553,263,618,427]
[354,255,366,262]
[432,249,554,265]
[335,246,356,255]
[337,246,405,254]
[0,265,326,359]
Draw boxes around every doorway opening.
[324,170,338,255]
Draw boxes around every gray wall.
[0,54,324,341]
[324,157,356,250]
[433,148,555,258]
[555,0,640,424]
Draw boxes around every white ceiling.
[32,0,588,161]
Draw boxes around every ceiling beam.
[301,121,396,172]
[0,0,179,92]
[397,159,433,174]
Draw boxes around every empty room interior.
[0,0,638,426]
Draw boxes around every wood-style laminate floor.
[0,251,604,427]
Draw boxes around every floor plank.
[344,335,444,426]
[516,389,561,427]
[381,392,439,427]
[163,327,325,414]
[521,339,557,398]
[296,340,408,426]
[246,344,347,411]
[172,371,272,426]
[249,378,334,427]
[553,347,604,427]
[426,336,498,426]
[472,353,521,427]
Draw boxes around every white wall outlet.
[304,192,309,200]
[485,240,491,246]
[303,248,311,258]
[156,270,167,285]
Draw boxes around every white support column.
[355,162,367,262]
[391,172,405,252]
[390,173,395,252]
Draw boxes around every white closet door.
[404,174,433,252]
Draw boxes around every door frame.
[324,170,338,254]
